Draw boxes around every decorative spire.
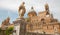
[30,6,34,11]
[6,17,10,23]
[31,6,34,9]
[7,16,10,20]
[45,3,49,12]
[51,14,53,18]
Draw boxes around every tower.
[28,6,37,18]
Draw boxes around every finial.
[31,6,34,9]
[7,16,10,20]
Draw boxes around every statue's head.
[22,2,25,5]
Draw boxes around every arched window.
[41,18,44,21]
[41,18,46,24]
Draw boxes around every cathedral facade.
[26,3,60,34]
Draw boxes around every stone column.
[13,18,27,35]
[19,18,26,35]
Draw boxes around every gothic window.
[54,27,58,32]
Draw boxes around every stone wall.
[25,32,52,35]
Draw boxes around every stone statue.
[45,3,49,12]
[18,2,26,18]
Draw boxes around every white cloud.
[0,0,19,11]
[0,0,48,12]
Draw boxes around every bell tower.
[45,3,53,18]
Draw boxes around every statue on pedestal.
[18,2,26,18]
[45,3,49,12]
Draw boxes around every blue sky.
[0,0,60,24]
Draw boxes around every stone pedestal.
[13,18,27,35]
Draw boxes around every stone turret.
[1,17,10,30]
[2,17,10,25]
